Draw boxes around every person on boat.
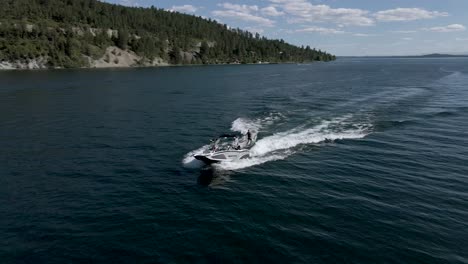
[246,130,252,145]
[233,137,241,150]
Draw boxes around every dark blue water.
[1,58,468,263]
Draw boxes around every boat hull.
[194,155,220,164]
[194,149,250,164]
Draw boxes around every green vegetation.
[0,0,336,68]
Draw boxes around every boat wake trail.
[183,114,372,170]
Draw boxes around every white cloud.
[219,3,259,13]
[353,33,375,37]
[212,3,274,26]
[391,30,417,34]
[424,24,466,33]
[170,5,198,13]
[296,26,345,34]
[375,8,448,22]
[261,6,284,17]
[119,0,139,7]
[269,0,374,26]
[402,37,413,40]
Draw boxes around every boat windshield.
[211,137,239,151]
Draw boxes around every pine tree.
[116,29,128,50]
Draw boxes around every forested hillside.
[0,0,336,68]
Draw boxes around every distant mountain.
[341,53,468,59]
[0,0,335,69]
[420,53,468,58]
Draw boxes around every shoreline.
[0,60,317,72]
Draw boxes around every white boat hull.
[194,130,257,164]
[195,149,250,164]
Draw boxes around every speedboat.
[194,131,257,164]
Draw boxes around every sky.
[103,0,468,56]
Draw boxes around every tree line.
[0,0,336,68]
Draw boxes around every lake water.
[1,58,468,263]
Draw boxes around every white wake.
[183,114,372,170]
[182,145,209,168]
